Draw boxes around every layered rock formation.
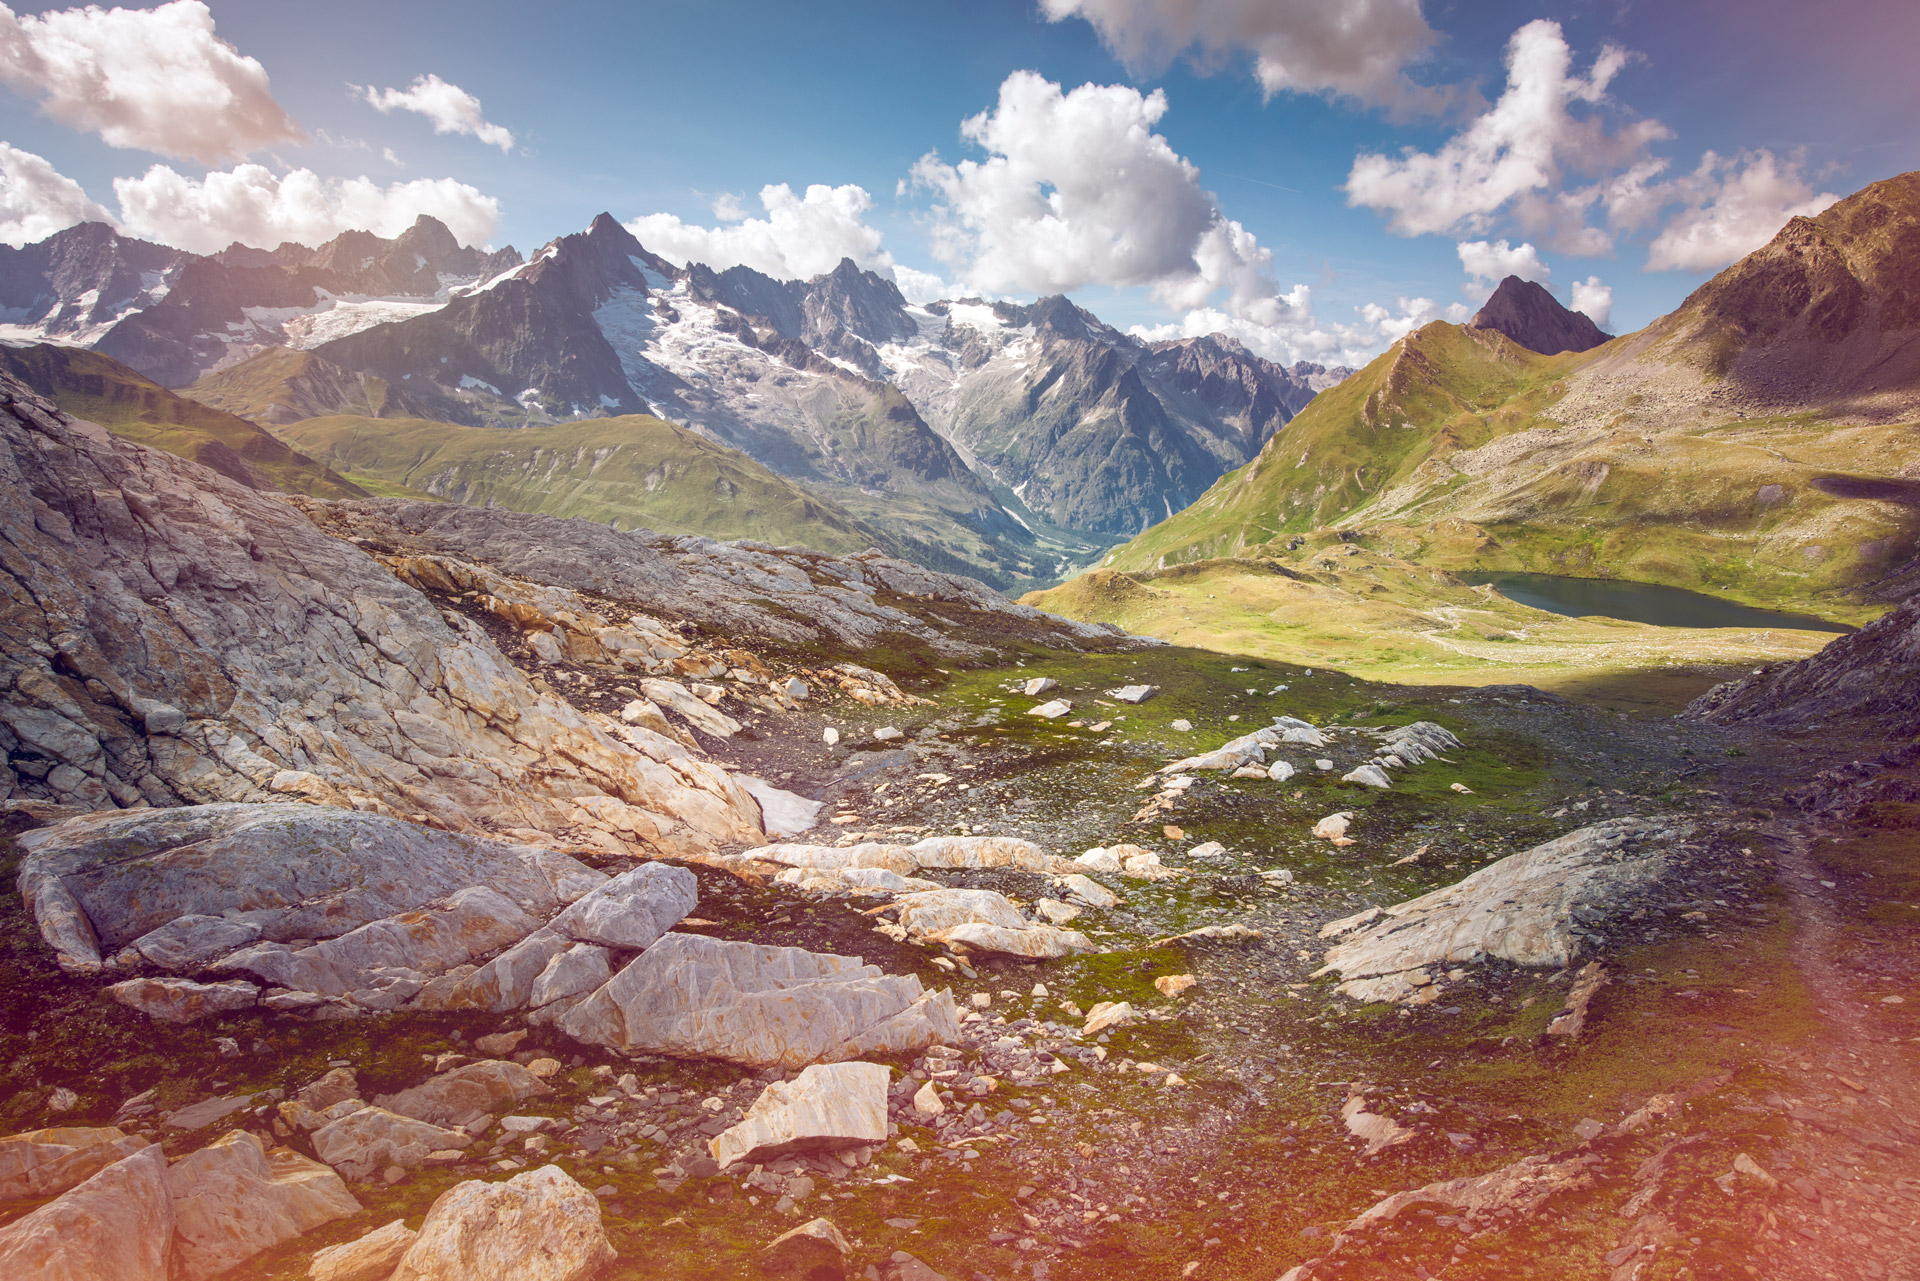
[0,370,763,855]
[1689,594,1920,735]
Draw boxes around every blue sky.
[3,0,1917,364]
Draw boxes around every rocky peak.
[0,222,189,338]
[1469,276,1610,355]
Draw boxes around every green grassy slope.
[0,344,367,499]
[273,412,886,553]
[182,347,421,424]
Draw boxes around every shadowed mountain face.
[1468,276,1611,355]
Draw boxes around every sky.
[3,0,1917,367]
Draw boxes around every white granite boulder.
[549,861,696,949]
[311,1108,473,1181]
[0,1145,173,1280]
[388,1165,616,1281]
[710,1062,889,1169]
[374,1060,552,1130]
[309,1219,419,1281]
[164,1130,360,1280]
[105,977,258,1024]
[0,1126,148,1201]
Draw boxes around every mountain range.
[1029,169,1920,651]
[0,213,1345,590]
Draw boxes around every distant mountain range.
[0,213,1345,590]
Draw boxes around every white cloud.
[890,264,952,304]
[1645,149,1838,272]
[1039,0,1448,113]
[1457,237,1550,298]
[1129,288,1467,368]
[1345,19,1669,251]
[361,73,514,154]
[112,163,499,254]
[0,0,300,164]
[910,71,1284,322]
[1570,275,1613,327]
[627,183,892,280]
[0,140,109,246]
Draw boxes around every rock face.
[163,1130,360,1280]
[0,372,765,857]
[0,1144,173,1280]
[17,803,604,973]
[104,977,258,1022]
[549,861,698,949]
[562,932,959,1068]
[1689,594,1920,736]
[709,1062,890,1168]
[387,1165,616,1281]
[1316,818,1676,1002]
[1469,276,1611,355]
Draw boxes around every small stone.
[1154,975,1197,998]
[971,992,991,1009]
[525,1059,562,1079]
[912,1082,945,1118]
[761,1216,852,1279]
[1170,720,1192,732]
[1028,701,1071,720]
[309,1218,418,1281]
[1315,759,1335,771]
[1451,783,1473,794]
[823,727,841,746]
[1311,812,1354,841]
[873,727,903,741]
[1573,1118,1605,1142]
[1082,1001,1133,1036]
[46,1088,78,1113]
[1022,677,1058,697]
[474,1030,527,1057]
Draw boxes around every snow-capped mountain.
[0,216,522,387]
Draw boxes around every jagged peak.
[1469,276,1610,355]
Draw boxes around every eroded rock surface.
[387,1165,617,1281]
[0,1145,173,1280]
[1316,818,1676,1002]
[0,371,763,859]
[710,1062,890,1168]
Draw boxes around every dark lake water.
[1456,572,1854,633]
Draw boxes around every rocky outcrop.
[298,498,1123,657]
[310,1219,419,1281]
[311,1108,472,1181]
[1316,818,1676,1002]
[562,932,959,1068]
[387,1165,616,1281]
[709,1062,890,1168]
[0,371,765,856]
[17,803,605,973]
[1469,276,1611,355]
[0,1145,173,1280]
[1688,595,1920,736]
[374,1060,552,1129]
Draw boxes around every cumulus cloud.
[0,140,109,246]
[1345,19,1668,251]
[361,73,514,153]
[1570,275,1612,327]
[1040,0,1448,114]
[1457,237,1550,298]
[0,0,301,163]
[911,71,1287,323]
[1129,289,1467,368]
[627,183,893,281]
[112,163,499,254]
[1644,149,1838,272]
[890,264,953,304]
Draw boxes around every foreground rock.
[164,1130,360,1280]
[19,803,604,974]
[0,372,764,859]
[374,1059,552,1129]
[0,1145,172,1280]
[710,1062,890,1168]
[311,1108,473,1180]
[563,933,959,1068]
[0,1125,147,1201]
[309,1219,419,1281]
[762,1217,852,1279]
[1316,818,1677,1002]
[387,1165,616,1281]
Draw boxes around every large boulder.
[1316,818,1677,1002]
[562,932,958,1068]
[710,1062,890,1169]
[388,1165,616,1281]
[16,803,604,973]
[104,977,259,1023]
[0,1145,173,1280]
[0,373,764,886]
[164,1129,360,1280]
[548,861,697,949]
[0,1126,148,1201]
[311,1108,472,1180]
[309,1218,418,1281]
[374,1060,552,1129]
[217,885,539,998]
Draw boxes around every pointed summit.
[1469,276,1610,355]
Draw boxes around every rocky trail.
[0,370,1914,1280]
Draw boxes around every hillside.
[182,347,436,424]
[0,343,366,499]
[273,411,887,553]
